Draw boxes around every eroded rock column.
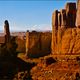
[4,20,10,43]
[65,3,76,27]
[60,9,66,28]
[52,10,58,54]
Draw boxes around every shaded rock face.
[26,31,52,58]
[16,37,26,53]
[60,9,66,28]
[65,3,76,27]
[52,10,58,30]
[45,57,56,66]
[52,3,76,30]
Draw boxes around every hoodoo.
[4,20,10,42]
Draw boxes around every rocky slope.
[31,56,80,80]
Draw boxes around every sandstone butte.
[29,0,80,80]
[25,0,80,58]
[52,0,80,55]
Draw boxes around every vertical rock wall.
[52,2,77,55]
[26,31,52,58]
[76,0,80,27]
[52,10,58,54]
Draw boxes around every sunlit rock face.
[52,26,80,55]
[58,28,80,54]
[76,0,80,27]
[51,1,80,55]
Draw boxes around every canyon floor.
[0,53,80,80]
[17,53,80,80]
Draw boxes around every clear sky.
[0,0,76,31]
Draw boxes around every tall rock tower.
[76,0,80,27]
[52,10,58,54]
[65,3,76,27]
[4,20,10,42]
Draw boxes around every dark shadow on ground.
[0,56,36,79]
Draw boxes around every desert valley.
[0,0,80,80]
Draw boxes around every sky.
[0,0,76,32]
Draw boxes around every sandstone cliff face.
[61,28,80,54]
[26,31,51,58]
[76,0,80,27]
[51,2,79,55]
[52,28,80,54]
[16,37,26,53]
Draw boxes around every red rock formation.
[26,31,51,58]
[58,12,61,27]
[52,10,58,30]
[60,9,66,28]
[31,57,80,80]
[16,37,26,53]
[52,10,58,54]
[65,3,76,27]
[4,20,10,43]
[76,0,80,27]
[52,2,79,55]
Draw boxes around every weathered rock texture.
[52,2,79,54]
[26,31,51,58]
[52,10,58,54]
[57,28,80,54]
[31,59,80,80]
[76,0,80,27]
[60,9,66,28]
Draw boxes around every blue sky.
[0,0,76,31]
